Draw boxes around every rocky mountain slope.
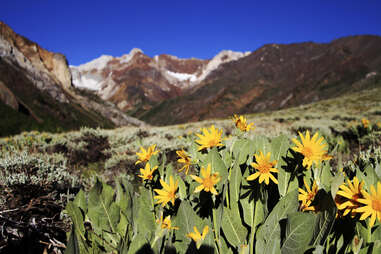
[70,49,250,116]
[141,35,381,125]
[0,21,144,136]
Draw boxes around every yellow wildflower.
[299,178,319,212]
[176,149,192,175]
[232,114,254,132]
[247,151,278,185]
[356,182,381,227]
[292,130,331,169]
[135,144,159,165]
[191,164,220,195]
[187,225,209,242]
[138,162,158,182]
[154,176,178,207]
[335,177,364,217]
[156,215,179,230]
[361,118,370,128]
[195,125,224,151]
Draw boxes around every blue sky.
[2,0,380,65]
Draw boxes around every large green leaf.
[240,197,264,233]
[230,160,242,205]
[73,189,87,212]
[281,212,315,254]
[65,202,88,253]
[174,201,197,251]
[232,139,253,165]
[65,224,81,254]
[221,205,248,247]
[255,190,298,254]
[135,187,155,238]
[87,179,120,235]
[271,135,291,197]
[310,190,337,246]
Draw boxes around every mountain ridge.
[0,21,145,136]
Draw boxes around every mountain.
[0,21,144,136]
[141,36,381,125]
[72,35,381,126]
[70,49,250,117]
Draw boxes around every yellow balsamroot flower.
[154,176,178,207]
[232,114,254,132]
[292,130,332,169]
[361,118,370,128]
[191,164,220,195]
[299,179,319,212]
[156,215,179,230]
[247,151,278,185]
[187,225,209,242]
[135,144,159,165]
[335,176,364,217]
[356,182,381,228]
[138,162,158,182]
[195,125,224,151]
[176,149,192,175]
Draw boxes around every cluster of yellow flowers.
[336,177,381,227]
[135,114,381,241]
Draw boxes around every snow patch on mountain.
[197,50,251,81]
[166,70,197,82]
[74,55,113,72]
[119,48,143,63]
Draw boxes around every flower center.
[208,138,220,147]
[372,199,381,211]
[307,192,316,201]
[203,177,214,189]
[302,147,313,158]
[258,163,271,173]
[352,193,361,201]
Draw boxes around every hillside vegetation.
[0,87,381,253]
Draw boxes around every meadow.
[1,87,381,254]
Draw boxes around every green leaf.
[271,135,291,197]
[230,160,242,205]
[240,197,264,233]
[135,187,155,238]
[65,224,81,254]
[221,205,248,247]
[64,202,88,253]
[255,189,298,254]
[310,190,337,246]
[320,162,333,192]
[232,139,253,165]
[87,179,120,238]
[330,173,344,200]
[73,189,87,213]
[127,232,151,254]
[174,201,197,251]
[281,212,315,254]
[375,162,381,180]
[177,175,187,200]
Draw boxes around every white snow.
[73,55,113,72]
[119,48,143,63]
[73,75,102,91]
[196,50,251,82]
[166,70,197,82]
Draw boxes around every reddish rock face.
[0,21,72,90]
